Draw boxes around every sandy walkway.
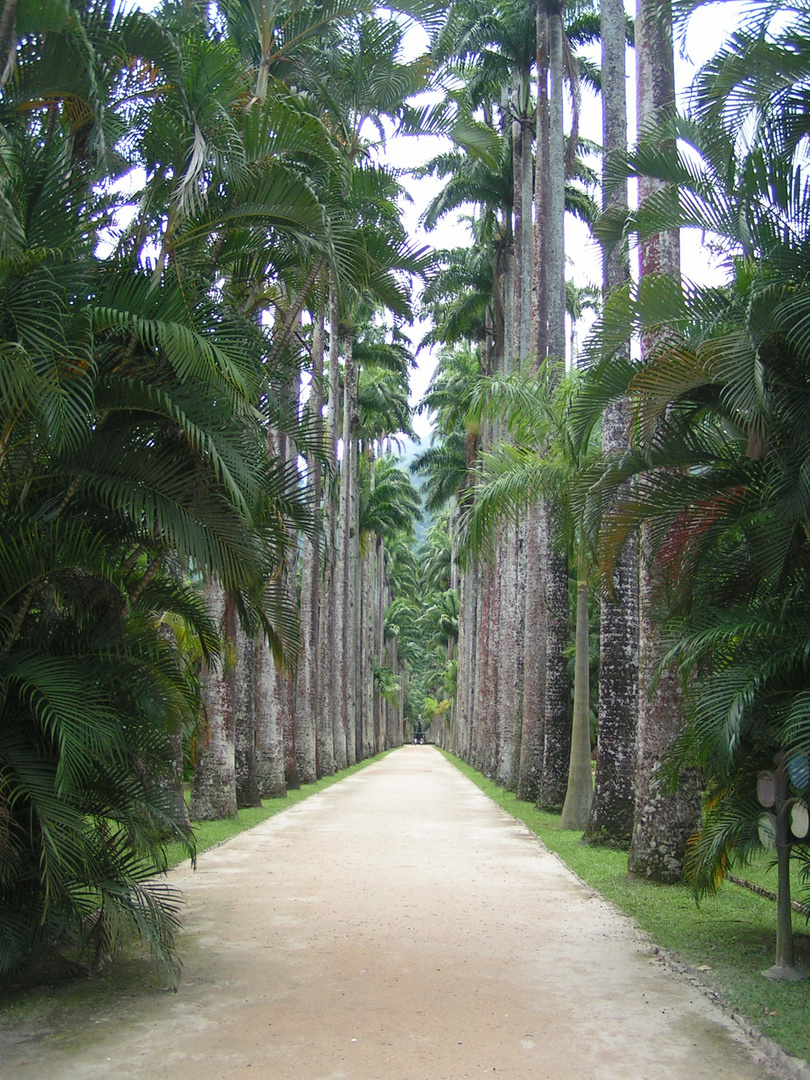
[3,746,786,1079]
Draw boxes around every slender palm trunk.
[521,9,550,797]
[347,344,361,764]
[560,548,593,828]
[360,532,375,760]
[316,281,341,775]
[536,4,572,810]
[190,582,237,819]
[537,506,571,810]
[517,512,545,800]
[628,0,701,880]
[154,624,190,829]
[585,0,638,846]
[294,311,324,784]
[254,632,287,798]
[278,425,299,791]
[234,625,261,807]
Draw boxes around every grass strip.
[440,750,810,1063]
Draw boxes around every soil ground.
[0,746,790,1079]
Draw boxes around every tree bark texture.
[628,0,701,879]
[190,582,238,820]
[560,571,593,829]
[254,632,287,799]
[293,311,325,784]
[234,626,261,808]
[587,511,638,844]
[585,0,638,846]
[537,505,571,810]
[517,506,546,801]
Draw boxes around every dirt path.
[2,746,788,1080]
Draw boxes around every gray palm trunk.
[495,519,521,789]
[315,280,342,776]
[373,537,385,753]
[273,422,300,791]
[493,71,534,791]
[587,494,638,842]
[584,0,639,846]
[627,0,701,881]
[346,339,361,766]
[154,623,190,830]
[234,626,261,807]
[254,631,287,798]
[457,556,478,762]
[532,1,571,811]
[190,581,237,819]
[537,509,571,810]
[293,310,325,784]
[336,330,359,767]
[560,551,593,828]
[473,564,495,773]
[516,512,547,801]
[360,531,375,760]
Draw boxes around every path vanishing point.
[2,747,787,1079]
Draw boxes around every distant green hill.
[396,436,435,548]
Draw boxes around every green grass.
[440,750,810,1063]
[167,752,392,869]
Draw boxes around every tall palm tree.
[463,366,598,826]
[583,0,637,847]
[586,0,810,912]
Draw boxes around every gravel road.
[2,746,787,1079]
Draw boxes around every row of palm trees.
[8,0,810,986]
[0,0,437,982]
[419,0,810,956]
[414,0,609,818]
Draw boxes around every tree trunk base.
[580,827,630,852]
[762,962,806,982]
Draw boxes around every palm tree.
[631,0,703,883]
[0,0,333,979]
[463,366,598,826]
[584,0,810,891]
[583,0,637,847]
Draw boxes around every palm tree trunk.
[361,536,375,760]
[190,581,237,819]
[316,280,342,776]
[537,505,571,810]
[294,310,324,784]
[276,421,300,792]
[234,625,261,808]
[254,632,287,798]
[587,507,638,843]
[332,298,350,771]
[627,0,701,881]
[154,623,190,830]
[560,549,593,828]
[347,345,361,765]
[547,5,567,367]
[539,4,575,809]
[517,512,545,800]
[496,520,520,789]
[584,0,638,847]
